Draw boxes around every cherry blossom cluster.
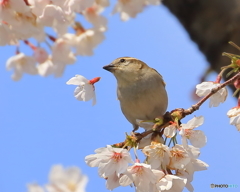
[1,0,161,81]
[85,115,209,192]
[27,165,88,192]
[84,111,210,191]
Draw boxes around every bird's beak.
[103,64,117,72]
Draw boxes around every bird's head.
[103,57,148,84]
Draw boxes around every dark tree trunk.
[162,0,240,76]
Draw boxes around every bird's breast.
[117,79,168,124]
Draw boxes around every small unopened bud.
[135,159,140,163]
[236,59,240,67]
[171,110,183,121]
[154,117,163,129]
[124,133,137,148]
[89,77,101,84]
[47,34,56,42]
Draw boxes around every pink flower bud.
[33,48,48,64]
[89,77,101,84]
[234,78,240,89]
[236,59,240,66]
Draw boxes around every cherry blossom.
[85,145,133,177]
[37,58,55,77]
[73,29,105,56]
[37,4,71,36]
[66,75,100,105]
[27,184,45,192]
[46,165,88,192]
[6,53,37,81]
[137,133,152,149]
[177,158,208,192]
[142,142,170,170]
[33,47,48,64]
[119,162,163,192]
[156,174,187,192]
[83,6,108,31]
[196,82,228,107]
[179,116,207,148]
[0,23,17,45]
[176,145,208,192]
[95,0,110,7]
[112,0,145,21]
[28,0,50,17]
[0,0,30,24]
[169,144,190,170]
[52,37,76,77]
[63,0,95,14]
[164,122,178,138]
[227,107,240,131]
[0,0,43,40]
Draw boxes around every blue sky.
[0,3,239,192]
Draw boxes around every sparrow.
[103,57,168,131]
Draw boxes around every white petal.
[12,70,23,81]
[186,182,194,192]
[27,184,45,192]
[186,145,200,159]
[72,84,94,102]
[152,169,165,180]
[119,175,132,186]
[74,86,84,101]
[92,93,97,106]
[158,177,172,190]
[168,175,187,192]
[137,133,152,149]
[181,135,188,149]
[189,130,207,148]
[38,60,54,77]
[98,161,116,177]
[106,173,120,190]
[66,75,88,85]
[85,154,101,167]
[191,159,209,171]
[186,116,204,129]
[164,125,176,138]
[6,53,24,70]
[195,82,213,97]
[230,115,240,125]
[236,124,240,131]
[227,107,240,117]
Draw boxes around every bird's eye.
[120,59,125,63]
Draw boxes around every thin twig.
[184,72,240,115]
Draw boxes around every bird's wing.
[151,68,166,87]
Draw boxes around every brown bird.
[103,57,168,131]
